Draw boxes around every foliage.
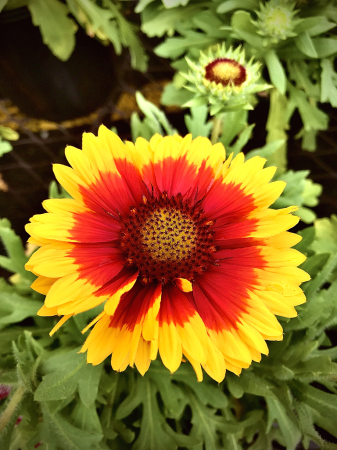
[1,99,337,450]
[1,0,148,70]
[0,126,19,157]
[142,0,337,150]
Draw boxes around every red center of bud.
[205,58,247,87]
[119,193,217,284]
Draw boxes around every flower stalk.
[0,384,26,434]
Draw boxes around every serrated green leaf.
[288,83,329,132]
[265,50,286,95]
[312,215,337,255]
[103,0,148,71]
[184,106,212,139]
[293,383,337,422]
[266,396,301,450]
[0,218,33,281]
[40,401,103,450]
[116,374,188,450]
[28,0,76,61]
[232,371,275,397]
[66,0,121,54]
[186,388,225,450]
[321,59,337,107]
[34,351,86,402]
[71,401,103,434]
[292,355,337,382]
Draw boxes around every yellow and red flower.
[25,127,309,382]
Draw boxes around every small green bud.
[181,44,271,115]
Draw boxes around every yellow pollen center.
[140,208,197,262]
[212,61,241,83]
[119,193,218,284]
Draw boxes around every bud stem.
[211,115,223,144]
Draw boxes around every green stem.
[266,88,288,173]
[211,115,223,144]
[0,385,25,433]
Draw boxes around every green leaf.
[116,374,189,450]
[0,126,19,141]
[161,82,193,107]
[321,59,337,107]
[0,0,8,12]
[295,32,318,58]
[155,31,216,59]
[12,331,44,393]
[232,371,275,397]
[131,91,177,141]
[66,0,121,54]
[103,0,148,71]
[140,2,204,38]
[266,396,301,450]
[40,401,103,450]
[0,139,12,157]
[0,218,32,280]
[71,401,103,434]
[228,124,255,156]
[245,139,285,161]
[78,363,102,408]
[0,280,41,331]
[217,0,259,14]
[265,50,286,95]
[293,383,337,422]
[34,350,87,402]
[184,106,212,139]
[312,37,337,58]
[231,11,264,49]
[28,0,76,61]
[185,388,225,450]
[312,215,337,255]
[295,16,336,36]
[192,10,228,39]
[288,83,329,132]
[292,355,337,382]
[272,170,321,223]
[219,109,249,147]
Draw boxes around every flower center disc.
[119,193,217,284]
[205,58,247,87]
